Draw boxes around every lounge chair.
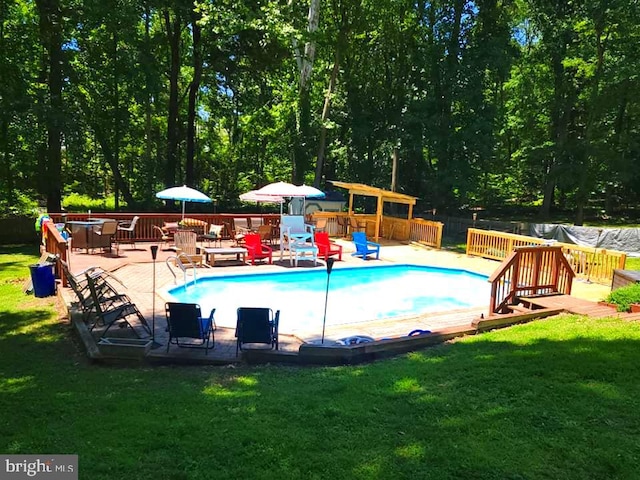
[117,216,139,249]
[165,302,216,353]
[244,233,273,265]
[85,274,151,338]
[351,232,380,260]
[314,232,342,262]
[174,230,204,267]
[235,307,279,356]
[60,259,130,323]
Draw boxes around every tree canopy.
[1,0,638,222]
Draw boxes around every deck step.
[506,304,531,313]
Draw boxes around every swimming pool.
[166,264,489,335]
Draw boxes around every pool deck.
[60,238,613,364]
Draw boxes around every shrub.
[62,193,122,212]
[604,283,640,312]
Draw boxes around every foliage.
[0,191,40,218]
[61,193,120,213]
[605,283,640,312]
[3,249,640,478]
[1,1,640,219]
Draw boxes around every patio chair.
[336,216,348,237]
[351,232,380,260]
[93,220,119,254]
[244,233,273,265]
[203,224,224,247]
[228,220,247,246]
[314,231,342,262]
[233,218,251,234]
[248,217,263,230]
[117,216,139,249]
[153,225,171,249]
[174,230,204,267]
[314,218,328,232]
[165,302,216,353]
[256,224,273,245]
[235,307,279,356]
[348,217,366,238]
[86,274,151,338]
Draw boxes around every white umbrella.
[254,181,325,198]
[156,185,212,220]
[239,190,285,203]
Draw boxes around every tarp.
[529,224,640,257]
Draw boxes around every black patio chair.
[165,302,216,354]
[235,307,280,356]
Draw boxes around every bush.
[604,283,640,312]
[0,191,40,218]
[62,193,122,212]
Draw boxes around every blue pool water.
[166,264,489,334]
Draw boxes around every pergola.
[328,181,418,241]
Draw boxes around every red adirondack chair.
[314,232,343,261]
[244,233,273,265]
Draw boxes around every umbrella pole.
[181,201,186,221]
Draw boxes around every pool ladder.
[166,253,198,287]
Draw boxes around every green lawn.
[625,256,640,271]
[2,246,640,479]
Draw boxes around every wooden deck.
[522,294,640,320]
[59,241,634,365]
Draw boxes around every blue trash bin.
[29,263,56,298]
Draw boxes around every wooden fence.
[311,212,442,248]
[467,228,626,284]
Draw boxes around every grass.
[625,256,640,271]
[3,246,640,479]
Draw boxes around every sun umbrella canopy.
[156,185,211,220]
[239,190,285,203]
[253,182,325,198]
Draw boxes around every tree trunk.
[36,0,64,212]
[291,0,320,184]
[185,5,202,186]
[164,8,181,188]
[112,28,120,211]
[314,40,342,187]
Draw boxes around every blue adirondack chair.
[351,232,380,260]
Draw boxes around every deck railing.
[489,246,574,315]
[409,218,443,248]
[42,223,69,287]
[467,228,626,284]
[310,212,443,247]
[49,213,282,242]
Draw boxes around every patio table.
[203,247,247,266]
